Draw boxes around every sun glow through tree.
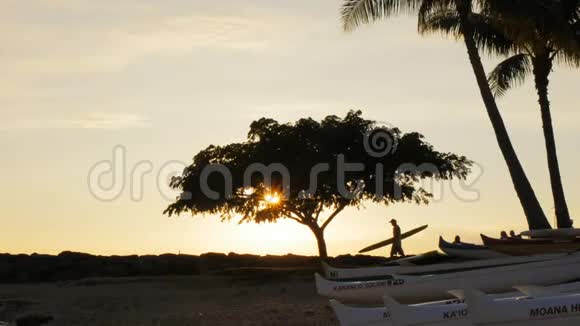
[264,193,281,205]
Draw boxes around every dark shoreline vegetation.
[0,251,392,284]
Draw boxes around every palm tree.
[341,0,553,230]
[485,0,580,228]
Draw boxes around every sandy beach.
[0,271,336,326]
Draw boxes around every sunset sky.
[2,0,579,257]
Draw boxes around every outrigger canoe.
[330,297,463,326]
[330,281,580,326]
[384,288,580,325]
[331,297,465,326]
[439,236,506,260]
[330,299,389,326]
[464,287,580,325]
[322,253,566,280]
[521,228,580,239]
[316,252,580,303]
[385,295,470,326]
[481,234,580,256]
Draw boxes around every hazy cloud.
[0,113,150,131]
[0,2,297,76]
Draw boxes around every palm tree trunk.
[455,3,551,230]
[533,55,572,228]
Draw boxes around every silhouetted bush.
[0,251,388,283]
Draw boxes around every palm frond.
[561,0,580,21]
[479,0,545,44]
[418,0,457,23]
[555,48,580,68]
[419,8,518,56]
[341,0,423,31]
[488,54,532,97]
[419,8,462,37]
[481,0,579,51]
[470,13,519,56]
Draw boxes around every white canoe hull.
[386,299,471,326]
[317,253,580,304]
[331,297,465,326]
[330,300,390,326]
[322,253,565,280]
[322,261,399,280]
[331,282,580,326]
[440,247,506,260]
[465,288,580,326]
[386,293,580,326]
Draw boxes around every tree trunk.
[310,225,328,261]
[456,3,552,230]
[533,55,572,228]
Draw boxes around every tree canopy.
[165,111,472,258]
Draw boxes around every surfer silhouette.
[389,219,405,257]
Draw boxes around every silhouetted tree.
[341,0,553,230]
[165,111,472,260]
[420,0,580,228]
[483,0,580,228]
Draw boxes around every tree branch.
[287,207,306,220]
[280,206,309,225]
[314,203,324,222]
[321,204,347,231]
[285,215,306,224]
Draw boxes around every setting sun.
[264,193,281,205]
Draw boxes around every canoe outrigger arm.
[449,288,487,301]
[513,285,561,298]
[447,289,466,300]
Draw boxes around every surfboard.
[358,224,428,253]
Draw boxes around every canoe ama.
[521,228,580,238]
[359,225,428,253]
